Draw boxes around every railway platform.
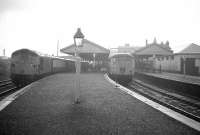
[0,73,199,135]
[141,72,200,86]
[135,72,200,98]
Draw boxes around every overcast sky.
[0,0,200,56]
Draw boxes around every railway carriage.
[10,49,76,86]
[108,53,135,85]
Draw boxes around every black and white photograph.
[0,0,200,134]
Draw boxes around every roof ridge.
[178,43,200,54]
[60,39,109,54]
[83,39,109,51]
[136,44,173,54]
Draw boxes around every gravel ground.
[0,73,199,135]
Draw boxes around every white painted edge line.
[0,82,34,111]
[0,75,53,111]
[104,74,200,132]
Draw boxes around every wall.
[154,54,200,75]
[154,55,181,72]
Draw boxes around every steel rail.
[0,87,17,96]
[129,80,200,122]
[0,79,12,84]
[132,80,200,108]
[0,79,18,97]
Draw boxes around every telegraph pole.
[57,40,59,56]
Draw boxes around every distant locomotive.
[108,53,135,85]
[10,49,76,86]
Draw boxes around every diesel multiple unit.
[10,49,76,86]
[10,49,135,86]
[108,53,135,85]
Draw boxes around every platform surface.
[142,72,200,85]
[0,73,199,135]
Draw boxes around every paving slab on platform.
[0,73,199,135]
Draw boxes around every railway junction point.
[0,73,199,135]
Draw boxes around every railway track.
[0,79,18,97]
[128,79,200,122]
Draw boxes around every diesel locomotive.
[10,49,76,86]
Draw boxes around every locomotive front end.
[108,53,135,85]
[10,49,40,86]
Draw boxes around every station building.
[109,44,141,57]
[151,43,200,76]
[60,37,109,72]
[135,39,200,76]
[117,44,141,54]
[135,38,173,72]
[173,43,200,75]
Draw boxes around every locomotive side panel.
[39,57,52,75]
[52,59,67,73]
[66,60,76,73]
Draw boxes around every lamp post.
[73,28,84,104]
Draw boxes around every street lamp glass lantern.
[74,38,83,47]
[74,28,84,47]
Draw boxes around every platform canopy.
[60,39,109,61]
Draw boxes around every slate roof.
[117,46,142,53]
[135,44,173,55]
[60,39,109,54]
[178,43,200,54]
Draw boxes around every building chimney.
[3,49,5,56]
[153,37,157,44]
[146,39,148,46]
[166,41,169,46]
